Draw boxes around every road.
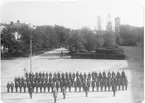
[1,48,133,103]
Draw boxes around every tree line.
[1,23,143,56]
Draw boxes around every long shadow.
[6,98,28,100]
[38,99,54,103]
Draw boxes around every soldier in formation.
[7,70,128,95]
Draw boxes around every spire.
[106,14,112,31]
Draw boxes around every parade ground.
[1,46,143,103]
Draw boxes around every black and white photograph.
[0,0,144,103]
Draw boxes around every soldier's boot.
[54,97,56,103]
[92,87,94,92]
[122,85,124,90]
[101,87,103,91]
[11,88,12,93]
[30,93,32,99]
[48,87,50,92]
[108,86,110,91]
[51,87,53,92]
[75,87,77,92]
[125,85,127,90]
[15,87,18,92]
[113,91,116,97]
[104,87,106,91]
[85,91,87,97]
[24,88,26,92]
[118,86,120,90]
[40,88,42,92]
[69,87,71,92]
[7,88,9,93]
[63,93,65,99]
[33,87,35,92]
[96,87,98,91]
[20,88,22,92]
[44,87,46,92]
[36,87,38,93]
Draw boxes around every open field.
[1,46,144,103]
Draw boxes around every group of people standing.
[6,70,128,101]
[7,70,128,94]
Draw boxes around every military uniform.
[107,78,111,91]
[112,84,116,96]
[73,73,75,80]
[104,79,107,91]
[23,81,27,92]
[39,72,42,78]
[99,72,102,81]
[91,80,95,91]
[121,70,126,78]
[6,82,10,93]
[27,82,33,99]
[56,81,60,92]
[10,82,14,93]
[43,82,47,92]
[100,79,103,91]
[74,81,77,92]
[59,79,63,92]
[25,72,29,78]
[15,82,19,92]
[39,81,43,92]
[96,80,99,91]
[68,79,72,92]
[62,86,66,99]
[35,72,38,78]
[46,72,48,78]
[83,73,87,80]
[47,81,50,92]
[49,72,52,78]
[108,71,111,78]
[76,71,79,78]
[84,82,88,97]
[19,81,22,92]
[53,87,57,103]
[117,78,121,90]
[112,71,115,78]
[87,80,90,91]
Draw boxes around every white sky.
[0,0,144,30]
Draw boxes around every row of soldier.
[7,70,128,93]
[24,70,126,80]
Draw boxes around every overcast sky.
[0,0,144,30]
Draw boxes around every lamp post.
[29,24,36,72]
[30,35,32,72]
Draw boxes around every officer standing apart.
[62,86,66,99]
[53,84,58,103]
[28,82,33,99]
[112,78,117,97]
[84,81,88,97]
